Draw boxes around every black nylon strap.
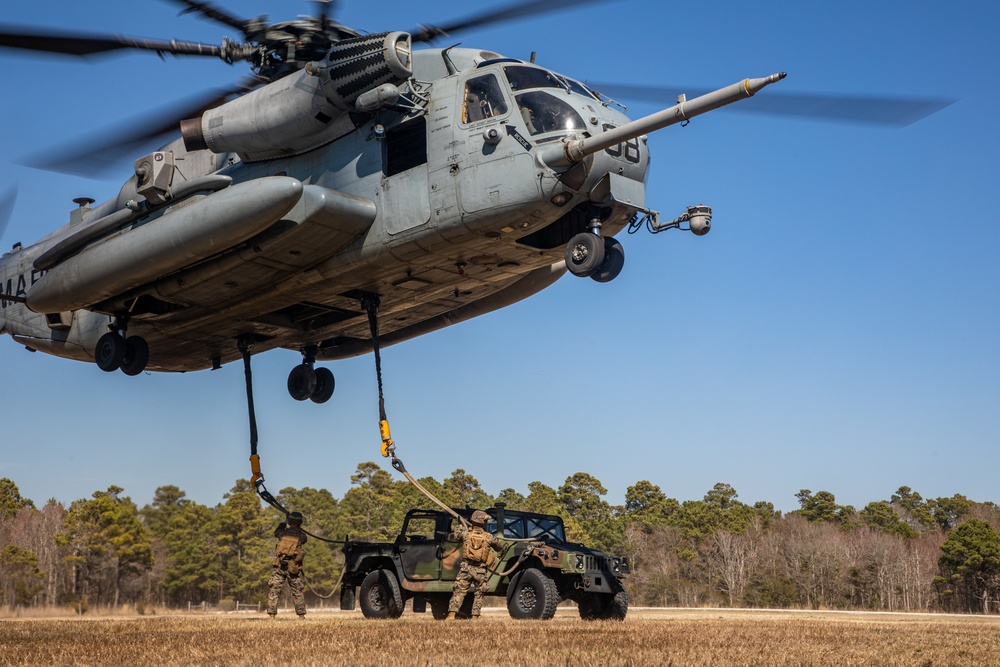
[240,339,344,545]
[362,294,387,422]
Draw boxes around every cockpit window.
[504,65,566,92]
[463,74,509,124]
[563,77,599,100]
[515,91,586,136]
[505,65,600,101]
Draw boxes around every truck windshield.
[526,516,566,542]
[489,513,566,541]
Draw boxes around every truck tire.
[429,596,450,620]
[578,588,628,621]
[340,584,356,611]
[359,569,403,619]
[507,568,559,620]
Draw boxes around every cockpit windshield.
[504,65,599,101]
[514,90,586,136]
[504,65,566,93]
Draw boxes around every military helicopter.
[0,0,950,404]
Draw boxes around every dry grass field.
[1,607,998,666]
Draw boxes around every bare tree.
[712,516,764,606]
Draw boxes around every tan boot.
[445,611,457,620]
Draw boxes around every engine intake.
[311,32,412,110]
[181,32,413,161]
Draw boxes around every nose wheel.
[287,347,336,404]
[565,233,625,282]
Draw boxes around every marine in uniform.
[266,511,307,618]
[447,510,503,620]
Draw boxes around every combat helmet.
[470,510,490,526]
[287,511,304,525]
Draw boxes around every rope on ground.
[302,567,346,600]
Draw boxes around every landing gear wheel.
[95,332,127,372]
[310,367,335,404]
[565,232,605,277]
[359,569,404,619]
[506,567,559,620]
[287,364,316,401]
[120,336,150,376]
[590,237,625,283]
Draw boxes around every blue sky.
[1,0,997,515]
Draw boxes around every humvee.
[339,504,628,620]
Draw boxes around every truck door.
[439,516,464,583]
[398,512,441,582]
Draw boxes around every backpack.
[274,530,304,575]
[464,528,494,566]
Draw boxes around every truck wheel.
[577,594,601,620]
[429,596,450,620]
[604,588,628,620]
[359,569,403,619]
[578,588,628,621]
[340,584,356,611]
[507,568,559,620]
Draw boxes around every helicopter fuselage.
[0,47,650,375]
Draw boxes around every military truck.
[338,504,628,620]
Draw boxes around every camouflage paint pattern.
[341,507,628,606]
[447,561,491,616]
[266,569,306,616]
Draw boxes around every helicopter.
[0,0,951,405]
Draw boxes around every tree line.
[1,468,998,614]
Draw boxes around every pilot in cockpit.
[463,74,508,123]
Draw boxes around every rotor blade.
[22,77,263,177]
[171,0,251,33]
[313,0,334,30]
[0,25,221,58]
[0,185,16,244]
[590,82,955,127]
[412,0,617,42]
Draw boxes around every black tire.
[564,232,605,277]
[604,588,628,620]
[310,367,335,404]
[590,237,625,283]
[578,588,628,621]
[359,569,403,619]
[95,332,126,372]
[429,596,450,620]
[340,584,356,611]
[287,364,316,401]
[577,594,600,620]
[120,336,150,376]
[506,568,559,620]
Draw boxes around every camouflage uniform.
[447,511,502,618]
[266,515,307,618]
